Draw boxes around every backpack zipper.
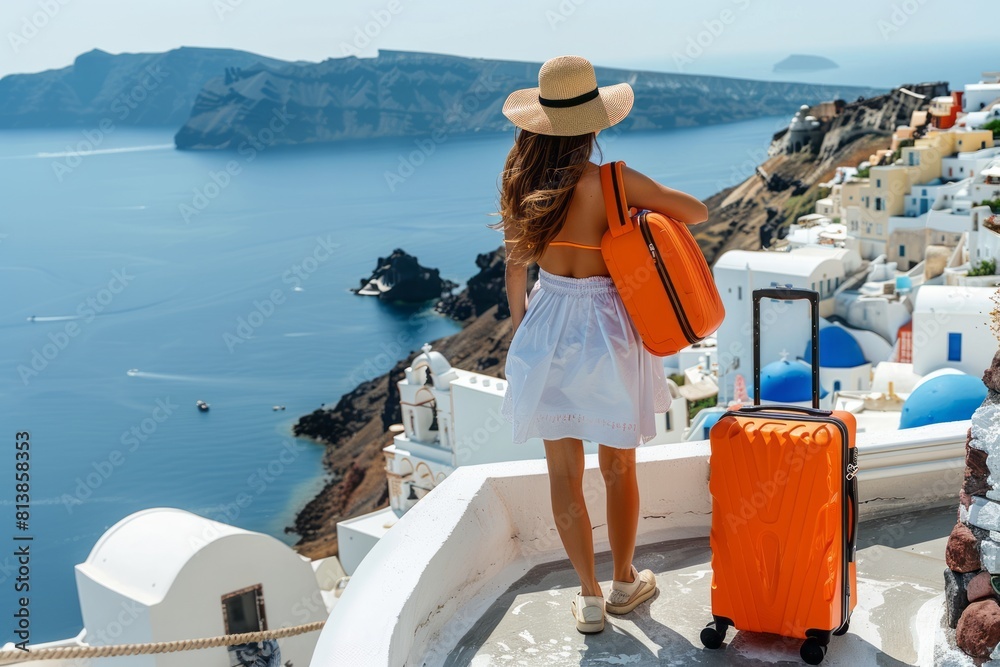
[637,212,698,344]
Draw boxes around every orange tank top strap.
[503,238,602,251]
[547,240,602,250]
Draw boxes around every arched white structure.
[74,507,327,667]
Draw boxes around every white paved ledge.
[308,421,969,667]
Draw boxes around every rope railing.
[0,620,325,663]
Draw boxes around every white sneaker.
[570,592,605,633]
[605,565,657,615]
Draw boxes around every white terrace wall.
[310,421,970,667]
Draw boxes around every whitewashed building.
[73,508,330,667]
[911,285,998,377]
[940,146,1000,182]
[834,281,914,344]
[385,344,542,520]
[971,159,1000,204]
[712,246,859,404]
[963,78,1000,114]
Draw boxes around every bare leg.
[599,444,639,583]
[544,438,601,597]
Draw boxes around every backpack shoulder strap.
[599,161,633,237]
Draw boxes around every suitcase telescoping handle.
[752,287,820,409]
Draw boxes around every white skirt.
[501,267,672,449]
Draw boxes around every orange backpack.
[599,160,724,357]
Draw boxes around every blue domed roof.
[900,374,987,429]
[756,359,829,403]
[802,327,867,368]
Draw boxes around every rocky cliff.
[0,47,289,128]
[289,82,943,559]
[173,49,881,150]
[697,82,948,261]
[1,46,882,143]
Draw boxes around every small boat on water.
[196,400,210,412]
[273,405,286,411]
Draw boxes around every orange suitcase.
[599,161,724,357]
[702,288,858,665]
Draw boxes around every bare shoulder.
[619,163,659,191]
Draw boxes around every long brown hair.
[493,129,599,265]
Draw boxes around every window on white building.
[877,179,882,188]
[948,333,962,362]
[899,244,905,257]
[737,286,742,300]
[223,585,266,635]
[875,198,883,211]
[877,223,883,235]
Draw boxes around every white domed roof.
[77,507,254,605]
[912,367,964,389]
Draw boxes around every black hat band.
[538,87,600,108]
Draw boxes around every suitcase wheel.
[800,638,827,665]
[699,621,728,650]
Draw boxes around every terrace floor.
[439,505,972,667]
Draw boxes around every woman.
[496,55,709,634]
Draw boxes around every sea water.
[0,114,787,642]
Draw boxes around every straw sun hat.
[502,55,634,137]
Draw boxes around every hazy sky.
[1,0,994,84]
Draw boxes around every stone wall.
[946,349,1000,658]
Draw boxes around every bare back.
[536,162,610,279]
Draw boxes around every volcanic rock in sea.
[353,249,456,304]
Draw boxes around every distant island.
[0,47,880,148]
[774,54,839,73]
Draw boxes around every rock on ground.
[946,568,978,629]
[948,522,984,573]
[957,598,1000,658]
